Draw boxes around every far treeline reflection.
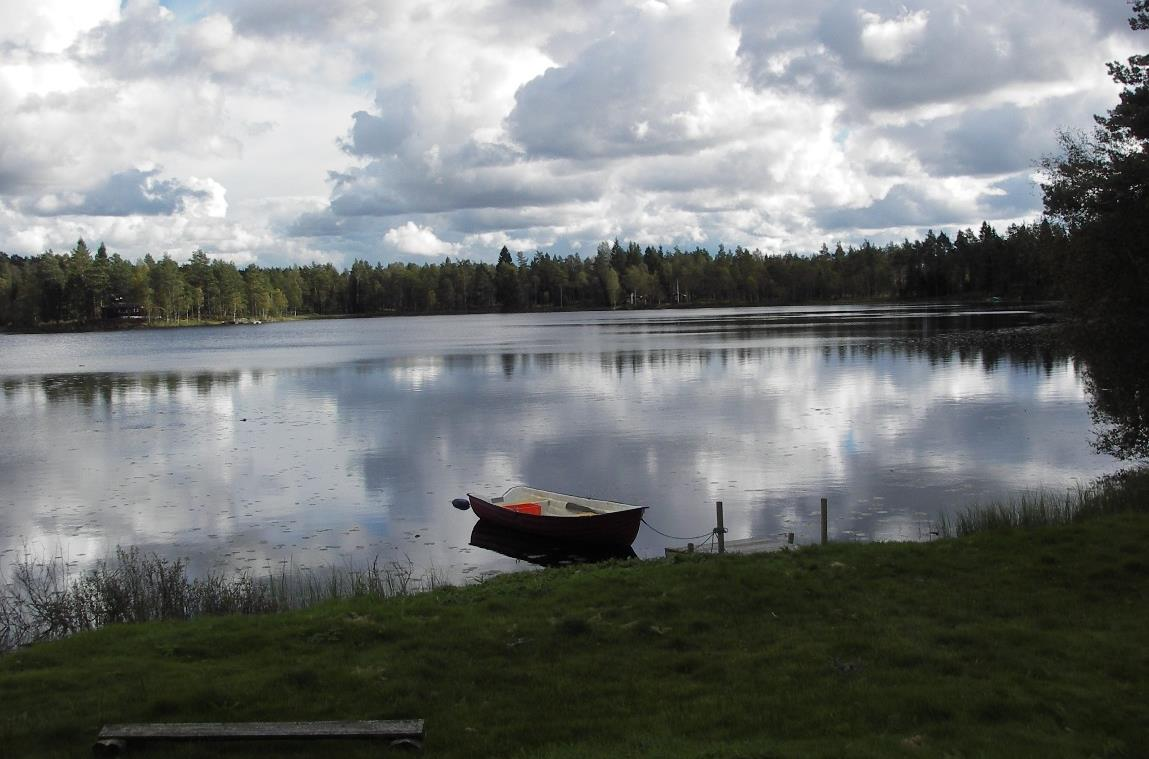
[0,220,1063,327]
[2,325,1072,408]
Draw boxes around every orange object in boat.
[502,501,542,516]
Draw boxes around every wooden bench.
[93,719,424,756]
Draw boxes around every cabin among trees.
[101,299,144,320]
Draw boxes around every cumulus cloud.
[876,92,1111,179]
[340,84,417,157]
[818,180,980,232]
[0,0,118,54]
[0,0,1142,265]
[981,173,1043,218]
[732,0,1114,113]
[507,4,744,159]
[24,167,226,218]
[72,0,354,87]
[858,9,929,64]
[382,221,460,257]
[0,193,326,266]
[328,154,602,218]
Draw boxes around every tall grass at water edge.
[5,467,1147,654]
[0,548,445,652]
[936,467,1149,537]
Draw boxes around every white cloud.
[383,222,460,257]
[0,0,119,54]
[0,0,1142,265]
[180,177,229,218]
[859,9,929,64]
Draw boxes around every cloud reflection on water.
[0,308,1119,582]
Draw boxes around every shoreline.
[0,296,1055,335]
[2,469,1146,756]
[3,468,1140,653]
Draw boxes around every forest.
[0,220,1068,329]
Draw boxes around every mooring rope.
[640,516,716,542]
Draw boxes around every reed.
[0,548,441,652]
[936,468,1149,538]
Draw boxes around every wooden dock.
[665,534,793,556]
[664,499,821,557]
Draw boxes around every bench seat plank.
[98,719,423,741]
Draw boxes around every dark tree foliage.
[1042,1,1149,460]
[495,245,522,311]
[0,220,1067,333]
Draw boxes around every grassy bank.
[0,550,444,652]
[3,481,1148,757]
[938,467,1149,536]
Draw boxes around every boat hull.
[469,521,637,566]
[467,494,646,546]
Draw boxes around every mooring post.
[820,497,828,545]
[716,501,725,554]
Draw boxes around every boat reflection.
[469,520,637,567]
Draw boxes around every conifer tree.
[1042,1,1149,459]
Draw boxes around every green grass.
[3,472,1149,757]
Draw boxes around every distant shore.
[1,296,1052,335]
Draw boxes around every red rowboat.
[469,520,637,566]
[454,486,647,546]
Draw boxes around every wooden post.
[820,497,828,545]
[716,501,725,554]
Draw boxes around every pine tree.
[495,245,521,310]
[1041,1,1149,459]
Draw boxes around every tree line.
[0,220,1069,329]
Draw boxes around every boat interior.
[490,486,641,517]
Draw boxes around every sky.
[0,0,1140,268]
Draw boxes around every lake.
[0,305,1121,583]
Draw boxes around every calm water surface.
[0,305,1121,581]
